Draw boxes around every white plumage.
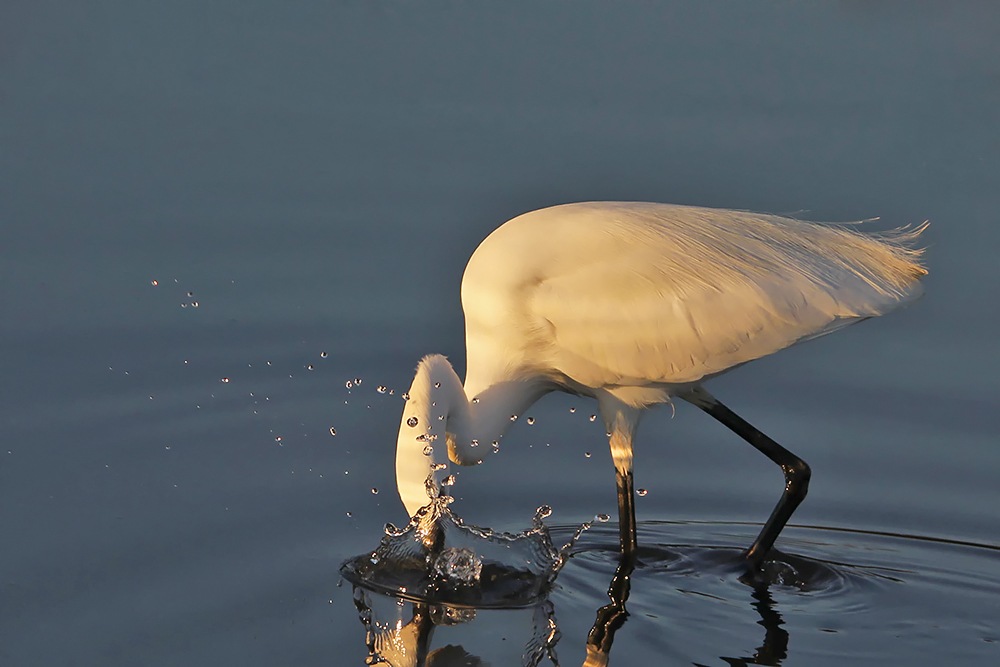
[463,202,924,398]
[395,202,926,568]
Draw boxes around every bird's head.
[395,355,472,518]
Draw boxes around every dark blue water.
[2,2,998,665]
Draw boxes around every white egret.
[395,202,926,570]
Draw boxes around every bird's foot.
[739,549,809,588]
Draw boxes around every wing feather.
[523,203,924,387]
[462,202,926,395]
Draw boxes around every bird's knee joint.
[783,460,811,491]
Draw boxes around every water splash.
[433,547,482,585]
[341,495,596,610]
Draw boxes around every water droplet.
[492,444,500,453]
[431,463,447,471]
[510,414,518,421]
[434,382,441,388]
[638,488,648,497]
[431,401,436,406]
[221,378,230,383]
[187,291,194,297]
[589,414,597,422]
[526,417,535,425]
[191,301,199,307]
[441,475,456,486]
[320,352,328,358]
[537,505,553,518]
[597,514,611,522]
[401,392,410,401]
[406,416,418,427]
[438,415,444,420]
[422,445,434,456]
[151,280,158,286]
[585,452,592,458]
[377,385,387,394]
[471,397,480,403]
[346,511,352,517]
[345,380,353,389]
[275,436,282,443]
[329,427,336,436]
[180,303,188,308]
[371,487,379,495]
[354,378,362,385]
[569,407,576,413]
[307,365,314,370]
[470,439,479,447]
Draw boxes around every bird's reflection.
[583,552,635,666]
[348,544,800,666]
[351,586,559,666]
[743,584,789,666]
[586,549,792,666]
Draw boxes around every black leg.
[683,388,811,570]
[616,468,638,557]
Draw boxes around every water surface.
[2,2,998,665]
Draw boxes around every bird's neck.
[395,354,549,517]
